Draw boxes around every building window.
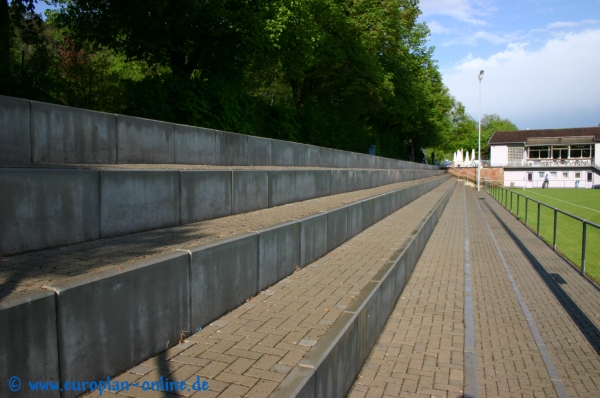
[528,173,533,181]
[551,172,557,179]
[588,173,593,182]
[563,172,568,179]
[539,172,545,178]
[575,172,581,179]
[570,145,591,158]
[552,146,569,159]
[508,147,523,164]
[529,146,550,159]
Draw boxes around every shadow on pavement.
[482,198,600,356]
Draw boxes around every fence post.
[553,209,558,251]
[525,198,529,227]
[581,222,587,276]
[537,202,541,236]
[517,194,520,219]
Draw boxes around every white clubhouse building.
[488,127,600,188]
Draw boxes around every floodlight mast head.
[479,70,484,81]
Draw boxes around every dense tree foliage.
[435,100,518,161]
[1,0,516,160]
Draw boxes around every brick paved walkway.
[0,176,442,301]
[83,181,455,398]
[349,182,600,398]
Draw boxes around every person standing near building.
[406,139,414,162]
[543,173,549,188]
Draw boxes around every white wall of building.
[503,169,598,188]
[596,143,600,164]
[491,145,508,167]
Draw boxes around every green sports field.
[491,187,600,284]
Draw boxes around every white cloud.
[427,20,453,35]
[443,30,518,46]
[443,29,600,129]
[546,19,599,30]
[419,0,494,25]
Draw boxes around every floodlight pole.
[477,70,484,191]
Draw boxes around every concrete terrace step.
[78,179,456,398]
[0,175,444,300]
[1,95,436,171]
[0,165,444,256]
[0,175,451,397]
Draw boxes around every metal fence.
[484,181,600,279]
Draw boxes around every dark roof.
[489,127,600,144]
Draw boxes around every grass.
[488,187,600,284]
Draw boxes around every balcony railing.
[492,159,598,168]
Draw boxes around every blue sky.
[36,1,599,130]
[419,0,600,129]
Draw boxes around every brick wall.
[448,167,504,184]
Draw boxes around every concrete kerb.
[292,142,308,167]
[100,170,179,238]
[233,170,269,214]
[327,207,348,252]
[300,212,328,268]
[294,170,317,202]
[31,100,117,164]
[189,233,259,330]
[271,140,294,166]
[173,124,216,165]
[117,115,175,164]
[361,198,375,229]
[298,312,359,398]
[0,168,100,256]
[0,95,31,164]
[270,366,316,398]
[275,179,456,398]
[306,145,320,166]
[256,220,301,291]
[294,169,332,202]
[318,147,333,168]
[2,95,450,170]
[180,170,232,223]
[0,290,60,398]
[215,130,249,166]
[346,202,363,239]
[268,170,296,207]
[248,135,272,166]
[0,168,445,257]
[44,251,190,398]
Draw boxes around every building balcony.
[496,159,598,168]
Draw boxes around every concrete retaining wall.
[100,170,179,237]
[258,221,301,291]
[0,291,60,398]
[1,95,440,170]
[45,252,190,398]
[32,101,117,164]
[117,115,175,164]
[0,176,450,391]
[0,96,31,164]
[0,169,100,255]
[0,166,444,256]
[190,233,259,329]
